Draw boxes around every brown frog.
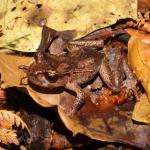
[28,47,105,115]
[27,26,138,115]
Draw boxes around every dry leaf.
[127,30,150,123]
[27,86,60,107]
[132,94,150,123]
[0,0,137,52]
[0,50,33,88]
[0,110,31,135]
[0,128,19,145]
[58,92,150,149]
[127,30,150,99]
[138,0,150,13]
[0,110,31,148]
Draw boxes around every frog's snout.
[111,86,121,94]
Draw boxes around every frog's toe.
[122,79,139,100]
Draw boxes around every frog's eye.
[47,70,57,77]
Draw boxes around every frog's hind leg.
[98,57,119,93]
[122,55,139,100]
[66,83,86,116]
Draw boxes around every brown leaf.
[58,92,150,149]
[0,128,19,145]
[138,0,150,13]
[0,110,31,147]
[132,94,150,123]
[127,30,150,123]
[27,86,60,108]
[0,110,31,135]
[0,50,33,88]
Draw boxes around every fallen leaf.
[128,31,150,101]
[0,128,19,145]
[138,33,150,69]
[58,92,150,149]
[0,110,31,146]
[138,0,150,13]
[0,0,137,52]
[132,94,150,123]
[0,50,33,88]
[127,30,150,123]
[27,86,60,107]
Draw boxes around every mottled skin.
[27,26,138,115]
[100,41,138,97]
[28,48,105,115]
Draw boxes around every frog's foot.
[66,83,86,116]
[69,92,86,116]
[122,78,139,100]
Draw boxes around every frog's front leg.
[66,82,86,116]
[122,55,139,99]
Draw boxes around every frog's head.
[27,61,61,88]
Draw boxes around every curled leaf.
[27,86,60,108]
[127,30,150,123]
[0,128,19,145]
[0,50,33,88]
[0,110,31,147]
[132,94,150,123]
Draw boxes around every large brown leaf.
[58,92,150,149]
[0,50,33,88]
[132,93,150,123]
[138,0,150,13]
[127,30,150,123]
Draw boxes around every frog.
[28,47,105,115]
[27,26,138,115]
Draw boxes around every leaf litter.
[0,0,150,149]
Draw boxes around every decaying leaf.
[132,94,150,123]
[27,86,60,107]
[128,31,150,98]
[58,92,150,149]
[138,0,150,13]
[127,30,150,123]
[0,50,33,88]
[0,128,18,145]
[0,110,31,148]
[0,110,31,135]
[0,0,137,52]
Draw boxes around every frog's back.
[70,49,104,70]
[65,49,104,84]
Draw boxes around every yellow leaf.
[27,86,60,107]
[0,0,137,52]
[132,94,150,123]
[128,30,150,123]
[0,50,33,88]
[128,31,150,101]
